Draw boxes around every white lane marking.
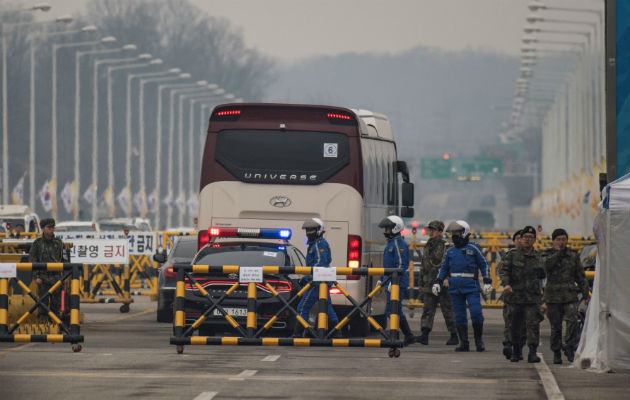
[0,370,499,384]
[262,354,280,362]
[534,353,565,400]
[229,369,258,381]
[192,392,217,400]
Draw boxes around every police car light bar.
[207,227,291,240]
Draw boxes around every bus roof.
[352,109,395,141]
[209,103,373,137]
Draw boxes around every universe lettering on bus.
[243,172,318,182]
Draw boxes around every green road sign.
[420,157,503,180]
[420,158,453,179]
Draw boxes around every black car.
[183,228,305,336]
[153,236,198,322]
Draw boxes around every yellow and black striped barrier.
[0,262,84,352]
[79,264,132,313]
[170,264,405,357]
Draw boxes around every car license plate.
[212,307,247,317]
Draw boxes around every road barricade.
[170,264,406,357]
[0,262,84,352]
[80,264,132,313]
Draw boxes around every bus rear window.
[215,130,350,185]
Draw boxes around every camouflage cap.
[427,220,444,231]
[512,229,523,242]
[40,218,56,228]
[521,225,536,237]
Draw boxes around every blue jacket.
[381,235,409,288]
[306,236,332,267]
[437,242,489,293]
[304,236,332,283]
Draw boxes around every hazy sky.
[42,0,529,63]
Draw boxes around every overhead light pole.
[85,44,138,220]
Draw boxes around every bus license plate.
[213,308,247,317]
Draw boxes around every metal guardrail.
[170,264,406,357]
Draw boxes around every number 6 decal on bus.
[324,143,338,158]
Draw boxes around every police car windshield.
[194,243,291,266]
[172,239,198,258]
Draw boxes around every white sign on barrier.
[313,267,336,281]
[0,263,17,278]
[126,232,155,255]
[57,231,156,256]
[239,267,263,283]
[65,239,128,264]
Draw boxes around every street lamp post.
[48,26,100,219]
[138,72,188,227]
[111,64,167,217]
[1,14,69,204]
[103,55,156,216]
[86,45,138,220]
[70,38,119,218]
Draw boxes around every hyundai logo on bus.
[244,172,318,183]
[270,196,292,208]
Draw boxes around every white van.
[0,205,41,233]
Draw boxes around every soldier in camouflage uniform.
[417,220,458,345]
[543,228,590,364]
[29,218,64,320]
[498,226,545,363]
[498,230,525,360]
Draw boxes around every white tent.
[575,173,630,371]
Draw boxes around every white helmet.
[446,220,470,237]
[302,217,324,235]
[378,215,404,234]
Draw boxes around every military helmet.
[378,215,404,234]
[446,220,470,237]
[427,220,444,231]
[302,218,324,235]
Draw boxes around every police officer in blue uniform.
[433,220,492,352]
[294,218,339,337]
[377,215,416,345]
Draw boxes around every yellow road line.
[0,342,35,356]
[89,307,156,324]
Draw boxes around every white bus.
[197,103,414,335]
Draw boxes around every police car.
[183,227,305,336]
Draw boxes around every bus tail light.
[329,287,342,295]
[347,235,361,280]
[198,229,210,249]
[211,109,241,121]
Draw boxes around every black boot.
[455,326,469,352]
[510,343,520,362]
[446,331,459,345]
[472,322,485,352]
[553,350,562,364]
[417,328,430,345]
[563,346,575,362]
[400,319,416,346]
[503,341,512,360]
[528,345,541,363]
